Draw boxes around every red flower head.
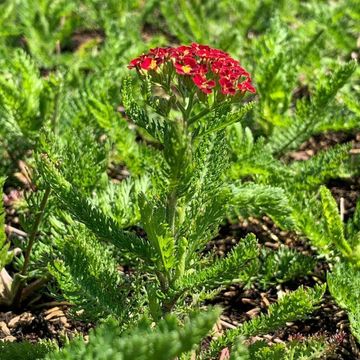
[129,43,255,97]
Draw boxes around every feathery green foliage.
[326,194,360,343]
[49,224,140,322]
[177,234,259,292]
[208,285,326,356]
[247,337,331,360]
[46,309,220,360]
[229,183,292,227]
[0,0,358,358]
[0,339,58,360]
[269,61,356,154]
[37,154,153,263]
[258,246,316,289]
[0,177,13,270]
[0,49,44,137]
[320,186,353,258]
[328,262,360,343]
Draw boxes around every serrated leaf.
[320,186,352,258]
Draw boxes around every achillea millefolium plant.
[0,1,359,358]
[24,43,328,359]
[41,43,260,319]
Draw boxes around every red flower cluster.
[128,43,255,96]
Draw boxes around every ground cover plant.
[0,0,359,359]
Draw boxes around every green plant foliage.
[0,177,13,270]
[328,262,360,343]
[320,186,352,258]
[16,0,78,66]
[347,197,360,244]
[177,234,259,292]
[258,246,316,289]
[46,309,220,360]
[247,336,331,360]
[250,15,321,133]
[92,176,151,227]
[178,132,231,255]
[286,144,352,190]
[37,130,109,195]
[0,49,44,137]
[296,186,360,264]
[0,0,359,358]
[229,183,292,227]
[269,61,356,154]
[0,339,58,360]
[228,124,282,179]
[208,284,326,356]
[121,78,166,143]
[49,223,140,322]
[37,155,153,263]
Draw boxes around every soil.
[1,131,360,359]
[0,306,92,345]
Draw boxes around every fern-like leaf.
[320,186,352,258]
[46,309,220,360]
[209,284,325,356]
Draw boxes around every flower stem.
[167,189,177,237]
[187,101,227,125]
[12,186,51,307]
[185,91,195,120]
[21,187,51,276]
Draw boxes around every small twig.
[219,347,230,360]
[340,197,345,222]
[5,225,28,238]
[32,301,73,310]
[21,275,52,301]
[349,148,360,154]
[219,319,237,330]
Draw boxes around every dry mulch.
[288,132,360,161]
[0,305,92,345]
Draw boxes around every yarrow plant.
[0,2,358,358]
[39,43,259,325]
[36,41,326,358]
[118,44,258,317]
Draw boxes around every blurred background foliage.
[0,0,358,179]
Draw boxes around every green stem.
[185,90,195,120]
[188,108,210,125]
[21,274,51,301]
[167,189,177,237]
[162,291,183,314]
[51,77,62,136]
[155,270,169,292]
[21,187,51,276]
[188,101,227,126]
[166,92,195,237]
[12,187,51,307]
